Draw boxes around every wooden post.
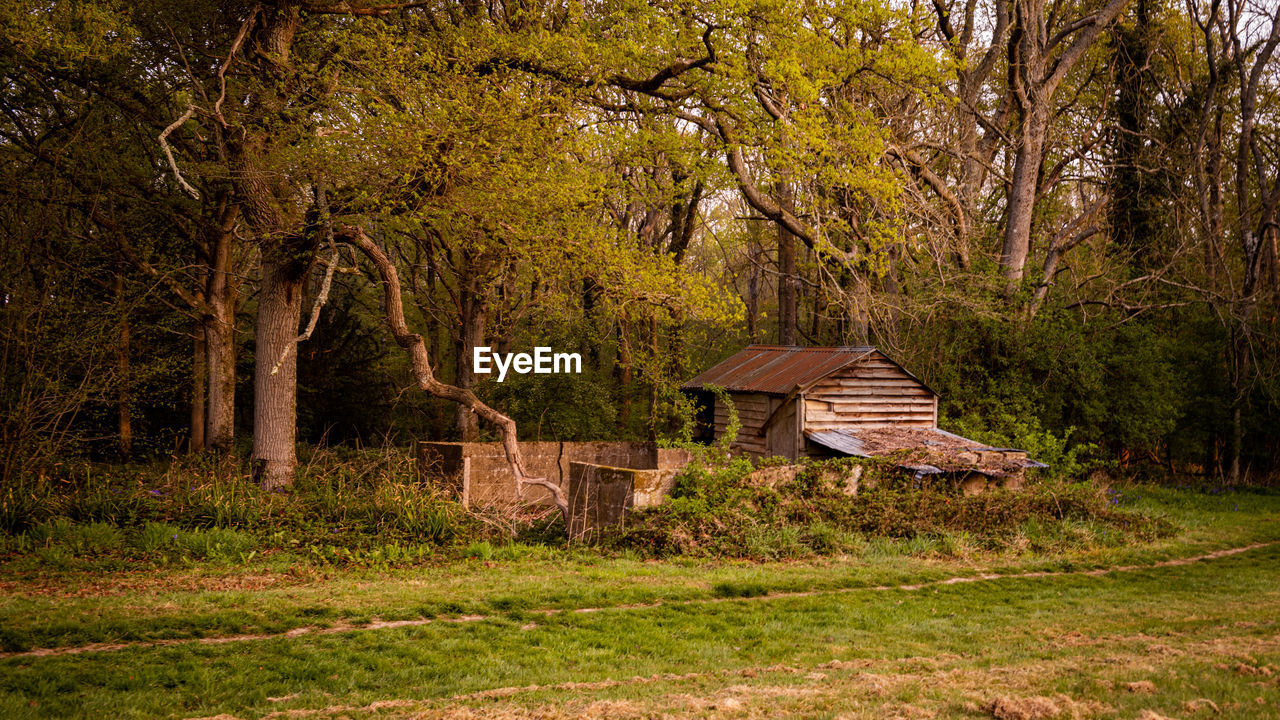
[461,456,471,508]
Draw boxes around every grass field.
[1,486,1278,719]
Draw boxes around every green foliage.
[174,527,256,563]
[949,412,1105,480]
[0,0,1275,500]
[610,456,1172,559]
[133,521,179,553]
[25,517,122,556]
[660,384,743,463]
[13,517,255,564]
[306,540,432,569]
[0,449,465,568]
[462,541,496,561]
[486,374,618,441]
[915,306,1192,472]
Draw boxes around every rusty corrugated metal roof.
[681,345,878,395]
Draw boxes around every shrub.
[0,476,59,533]
[133,522,180,553]
[175,527,255,563]
[64,481,150,527]
[65,522,125,556]
[463,541,496,560]
[0,447,467,568]
[170,479,262,529]
[608,456,1173,559]
[949,412,1106,481]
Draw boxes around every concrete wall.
[565,461,681,539]
[417,440,690,507]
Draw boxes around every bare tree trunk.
[1229,349,1246,484]
[454,269,485,441]
[999,0,1130,284]
[203,251,237,455]
[878,247,902,338]
[341,224,568,521]
[202,209,239,452]
[252,252,305,489]
[668,308,686,381]
[777,183,798,345]
[115,277,132,459]
[495,273,515,357]
[746,237,760,343]
[1223,4,1280,483]
[933,0,1009,268]
[228,3,310,488]
[581,278,601,367]
[190,320,206,453]
[1267,231,1280,292]
[1195,108,1225,289]
[648,313,659,442]
[617,327,633,433]
[1028,195,1106,317]
[204,303,236,452]
[1001,103,1049,283]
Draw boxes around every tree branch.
[158,104,201,200]
[339,223,570,522]
[1046,0,1130,92]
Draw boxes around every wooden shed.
[682,345,1044,481]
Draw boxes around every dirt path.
[4,541,1274,661]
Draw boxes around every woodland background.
[2,0,1278,487]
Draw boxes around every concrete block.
[417,440,688,508]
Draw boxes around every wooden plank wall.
[766,397,798,459]
[714,392,774,457]
[803,351,936,432]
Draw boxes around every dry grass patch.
[985,696,1064,720]
[1126,681,1158,693]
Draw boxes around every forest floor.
[0,487,1278,719]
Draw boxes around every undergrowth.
[608,457,1175,559]
[0,437,1180,570]
[0,447,478,569]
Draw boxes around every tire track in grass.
[185,630,1280,720]
[188,660,868,720]
[2,540,1274,660]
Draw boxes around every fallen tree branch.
[338,223,569,522]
